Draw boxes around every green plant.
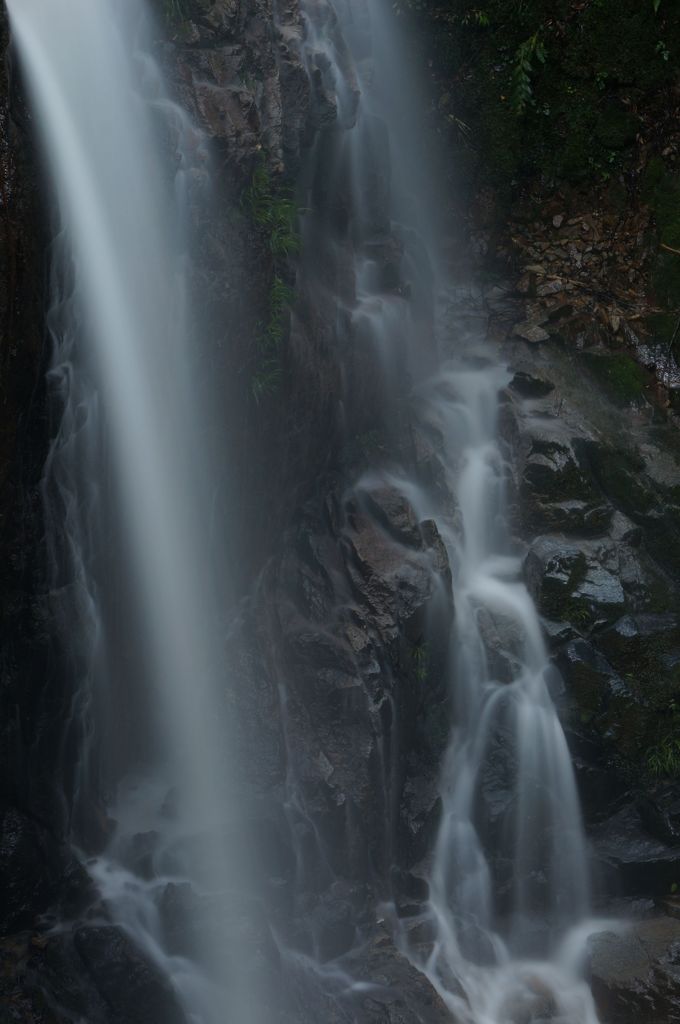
[244,164,301,260]
[648,734,680,777]
[510,32,547,116]
[412,643,430,684]
[244,162,300,401]
[251,358,284,403]
[163,0,188,25]
[461,9,491,27]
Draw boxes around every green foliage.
[244,162,300,402]
[251,276,295,402]
[409,0,680,188]
[648,734,680,777]
[460,8,491,26]
[510,33,546,116]
[245,164,301,260]
[162,0,188,25]
[412,643,430,683]
[251,358,284,403]
[581,352,649,406]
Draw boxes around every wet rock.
[0,807,59,934]
[0,934,61,1024]
[525,538,624,626]
[590,805,680,898]
[519,429,611,535]
[638,786,680,847]
[522,436,594,502]
[573,562,625,617]
[597,614,680,684]
[509,371,555,398]
[362,484,424,548]
[346,505,449,636]
[28,931,113,1024]
[303,881,361,961]
[343,930,456,1023]
[588,918,680,1023]
[73,925,186,1024]
[158,881,197,956]
[476,606,524,682]
[120,830,159,880]
[514,322,550,344]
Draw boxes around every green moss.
[567,660,608,716]
[586,442,658,518]
[243,162,300,401]
[162,0,189,25]
[582,351,650,406]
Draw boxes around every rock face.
[229,477,452,950]
[0,3,81,952]
[588,918,680,1024]
[502,337,680,913]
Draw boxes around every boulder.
[73,925,186,1024]
[590,805,680,898]
[519,431,611,535]
[508,371,555,399]
[525,538,624,627]
[343,930,458,1023]
[0,807,59,934]
[588,918,680,1023]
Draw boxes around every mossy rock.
[583,442,658,517]
[597,616,680,698]
[581,351,650,407]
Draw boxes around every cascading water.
[7,2,266,1021]
[9,0,615,1018]
[295,1,609,1020]
[403,360,603,1023]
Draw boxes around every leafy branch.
[510,32,547,116]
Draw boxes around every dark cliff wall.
[0,6,72,936]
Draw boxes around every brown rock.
[513,322,550,343]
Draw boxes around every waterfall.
[9,0,611,1019]
[6,2,265,1021]
[296,1,606,1021]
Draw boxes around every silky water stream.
[7,2,266,1021]
[296,1,612,1021]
